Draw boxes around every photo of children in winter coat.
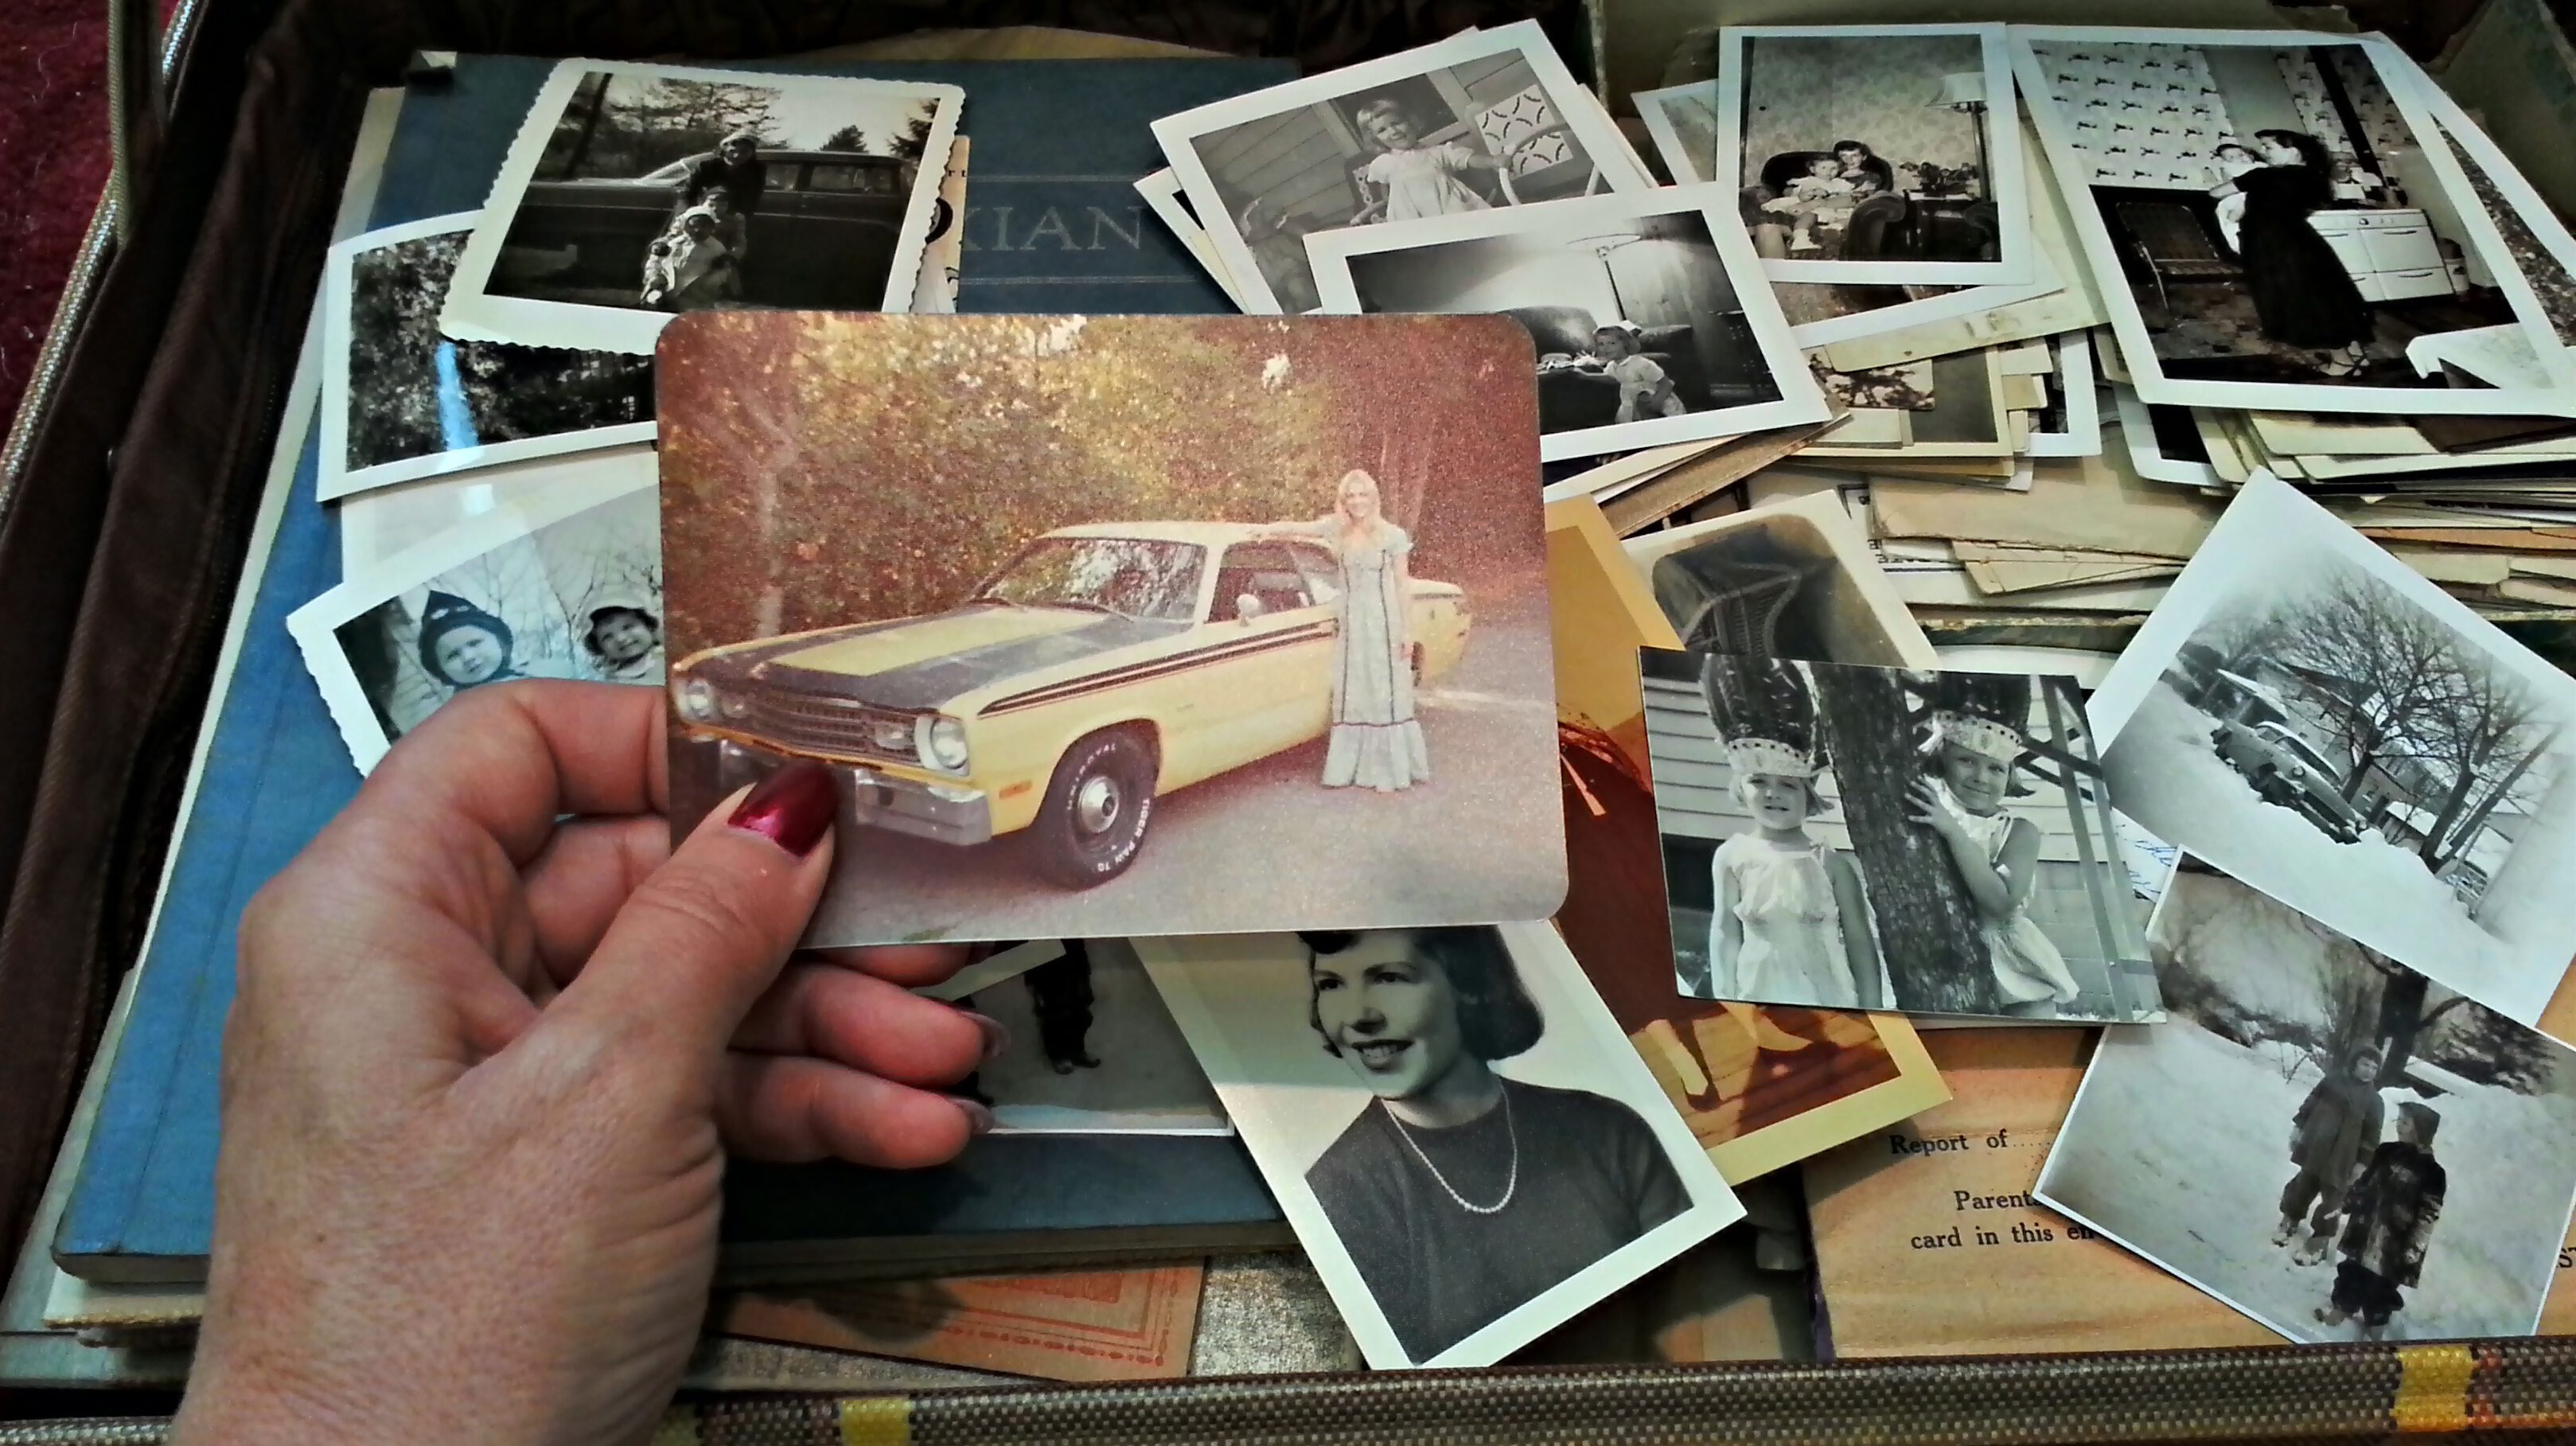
[2039,861,2576,1345]
[1647,649,2156,1022]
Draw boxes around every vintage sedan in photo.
[672,521,1472,887]
[2209,716,2368,843]
[493,148,922,308]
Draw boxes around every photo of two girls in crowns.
[1644,648,2161,1023]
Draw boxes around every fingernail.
[965,1011,1011,1062]
[949,1096,997,1136]
[727,762,837,857]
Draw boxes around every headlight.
[677,677,719,723]
[919,715,971,772]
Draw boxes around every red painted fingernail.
[949,1096,997,1136]
[964,1011,1010,1062]
[727,762,837,857]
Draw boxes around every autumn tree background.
[345,232,653,469]
[657,312,1545,653]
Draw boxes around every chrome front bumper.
[714,739,993,848]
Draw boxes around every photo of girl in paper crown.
[1905,675,2084,1018]
[1700,655,1884,1013]
[1652,651,2153,1023]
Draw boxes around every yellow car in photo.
[671,521,1471,887]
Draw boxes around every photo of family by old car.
[2095,479,2576,1026]
[655,312,1563,947]
[2039,861,2576,1343]
[1647,649,2157,1022]
[439,61,960,353]
[1134,924,1740,1368]
[2016,33,2570,403]
[1717,25,2027,284]
[1152,23,1639,314]
[1304,189,1825,459]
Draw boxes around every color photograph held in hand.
[656,312,1564,946]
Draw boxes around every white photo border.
[1302,184,1832,462]
[439,60,964,354]
[2025,332,2104,458]
[321,212,657,502]
[2008,26,2576,417]
[1641,80,2068,349]
[1134,168,1254,311]
[1715,24,2036,288]
[1132,923,1742,1370]
[2084,473,2576,1025]
[287,450,661,774]
[1151,21,1648,318]
[2111,384,2228,489]
[2036,865,2576,1344]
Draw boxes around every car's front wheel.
[1031,727,1157,890]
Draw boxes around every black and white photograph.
[286,458,663,771]
[932,940,1230,1136]
[1646,649,2158,1022]
[320,213,657,501]
[439,60,962,354]
[1619,492,1939,668]
[2088,474,2576,1027]
[1133,923,1738,1369]
[1715,24,2034,287]
[1802,347,2016,458]
[2037,860,2576,1343]
[2010,28,2576,416]
[1302,185,1828,460]
[1641,79,2076,349]
[2026,331,2106,457]
[2110,384,2227,488]
[1150,21,1643,317]
[1135,167,1254,310]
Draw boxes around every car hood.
[692,606,1192,711]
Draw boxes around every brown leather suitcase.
[10,0,2576,1438]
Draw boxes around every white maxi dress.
[1300,521,1430,791]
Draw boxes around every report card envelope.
[656,312,1563,945]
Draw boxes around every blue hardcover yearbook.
[58,53,1295,1283]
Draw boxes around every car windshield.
[971,537,1206,622]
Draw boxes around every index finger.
[362,681,668,865]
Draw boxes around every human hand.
[173,683,996,1446]
[1904,777,1958,836]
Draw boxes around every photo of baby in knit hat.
[286,459,665,771]
[1640,647,2160,1021]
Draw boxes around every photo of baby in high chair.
[1648,649,2159,1023]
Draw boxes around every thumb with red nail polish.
[559,762,842,1055]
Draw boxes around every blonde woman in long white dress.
[1256,468,1430,792]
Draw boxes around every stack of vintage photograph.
[29,12,2576,1401]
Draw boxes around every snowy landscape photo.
[2089,476,2576,1025]
[2039,861,2576,1343]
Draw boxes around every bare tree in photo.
[2410,658,2555,872]
[1809,666,1997,1014]
[2268,566,2469,809]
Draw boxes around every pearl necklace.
[1385,1087,1518,1215]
